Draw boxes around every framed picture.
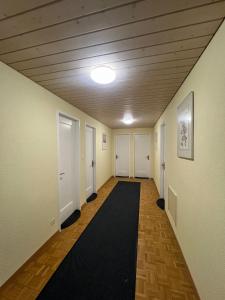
[177,91,194,160]
[102,133,108,150]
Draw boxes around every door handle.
[161,162,165,170]
[59,172,65,175]
[92,160,95,167]
[116,154,118,159]
[147,155,150,160]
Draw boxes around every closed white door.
[59,116,77,224]
[86,126,95,198]
[115,135,130,176]
[134,134,151,178]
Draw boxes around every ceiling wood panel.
[42,79,184,92]
[0,0,220,52]
[56,95,176,106]
[21,47,203,76]
[31,57,198,81]
[54,82,180,95]
[37,74,187,86]
[39,76,187,91]
[3,19,219,71]
[10,35,212,69]
[0,0,56,20]
[55,91,178,102]
[0,0,134,39]
[38,65,192,87]
[0,0,224,127]
[0,1,225,62]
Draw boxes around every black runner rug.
[37,181,140,300]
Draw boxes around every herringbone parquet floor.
[0,178,199,300]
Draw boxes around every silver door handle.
[92,160,94,167]
[147,155,150,160]
[116,154,118,159]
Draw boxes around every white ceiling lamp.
[122,113,134,125]
[90,66,116,84]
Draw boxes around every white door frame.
[114,134,131,177]
[160,123,166,198]
[85,122,96,196]
[56,111,80,231]
[134,133,151,178]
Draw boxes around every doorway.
[57,114,80,227]
[134,134,151,178]
[115,135,130,177]
[160,124,166,198]
[85,125,96,199]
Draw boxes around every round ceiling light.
[90,66,116,84]
[122,113,134,125]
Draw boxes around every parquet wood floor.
[0,178,199,300]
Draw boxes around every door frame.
[159,123,166,198]
[56,111,80,231]
[134,133,151,178]
[85,122,97,197]
[114,134,131,177]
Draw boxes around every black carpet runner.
[37,181,140,300]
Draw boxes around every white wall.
[153,21,225,300]
[0,62,112,287]
[112,128,153,177]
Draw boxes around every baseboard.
[1,175,138,290]
[0,231,60,289]
[152,179,200,298]
[165,209,200,299]
[80,176,113,209]
[152,177,159,193]
[97,176,113,192]
[81,202,87,210]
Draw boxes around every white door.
[86,126,95,198]
[115,135,130,176]
[160,124,166,198]
[58,115,78,224]
[134,134,151,178]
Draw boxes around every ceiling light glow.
[90,66,116,84]
[122,113,134,125]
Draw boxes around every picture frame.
[177,91,194,160]
[102,133,108,150]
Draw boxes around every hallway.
[0,178,198,300]
[0,1,225,299]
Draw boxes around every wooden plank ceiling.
[0,0,224,128]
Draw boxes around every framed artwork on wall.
[177,91,194,160]
[102,133,108,150]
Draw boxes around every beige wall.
[0,62,112,286]
[153,22,225,300]
[112,128,153,177]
